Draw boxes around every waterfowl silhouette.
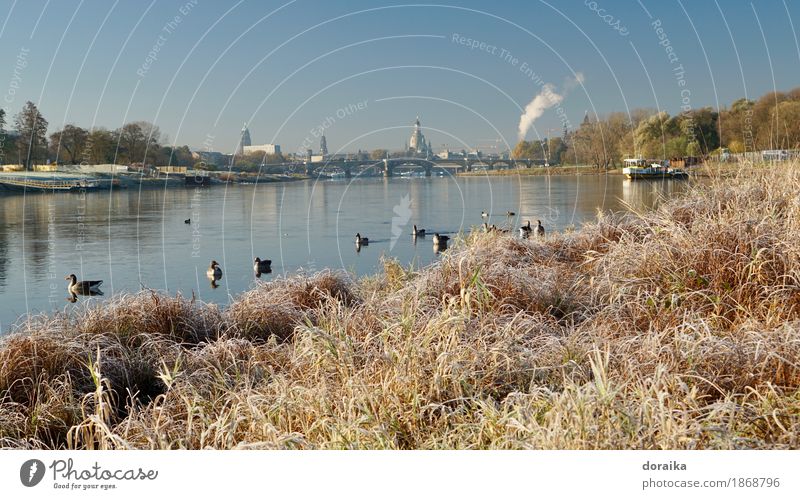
[206,260,222,280]
[184,218,191,224]
[254,257,272,276]
[412,225,426,237]
[355,233,369,245]
[535,220,545,238]
[432,233,450,245]
[519,220,532,238]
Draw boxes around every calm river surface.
[0,174,688,331]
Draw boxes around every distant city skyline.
[1,0,799,154]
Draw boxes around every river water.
[0,174,688,330]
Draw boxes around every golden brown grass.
[2,165,800,449]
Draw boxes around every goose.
[519,220,532,238]
[65,274,103,294]
[206,260,222,280]
[412,225,426,237]
[535,220,545,238]
[254,257,272,275]
[184,218,191,224]
[355,233,369,245]
[432,233,450,245]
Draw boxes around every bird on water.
[206,260,222,280]
[65,274,103,295]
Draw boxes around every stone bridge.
[296,157,541,177]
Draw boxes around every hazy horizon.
[1,0,798,155]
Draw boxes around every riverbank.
[1,165,799,449]
[458,165,623,176]
[0,170,313,193]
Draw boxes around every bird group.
[518,219,545,239]
[355,223,450,254]
[481,210,545,239]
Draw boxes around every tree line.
[0,101,195,170]
[513,86,800,168]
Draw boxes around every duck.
[206,260,222,280]
[184,218,191,224]
[65,274,103,294]
[432,233,450,245]
[254,257,272,275]
[519,220,532,238]
[355,233,369,245]
[481,210,489,219]
[506,211,516,217]
[412,225,426,237]
[535,220,545,238]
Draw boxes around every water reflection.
[66,289,104,303]
[0,176,690,327]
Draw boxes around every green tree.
[14,101,48,170]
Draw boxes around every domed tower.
[320,134,328,157]
[408,116,429,156]
[238,122,251,155]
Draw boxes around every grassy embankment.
[2,163,800,449]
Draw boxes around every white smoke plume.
[517,73,584,141]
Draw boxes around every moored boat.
[622,158,688,180]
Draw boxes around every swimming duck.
[432,233,450,245]
[254,257,272,275]
[481,210,489,219]
[184,218,191,224]
[412,225,426,237]
[206,260,222,280]
[355,233,369,245]
[65,274,103,294]
[506,211,516,217]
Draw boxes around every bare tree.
[50,124,88,164]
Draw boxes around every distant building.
[408,116,431,157]
[243,143,281,155]
[237,123,251,155]
[319,135,328,156]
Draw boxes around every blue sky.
[1,0,798,155]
